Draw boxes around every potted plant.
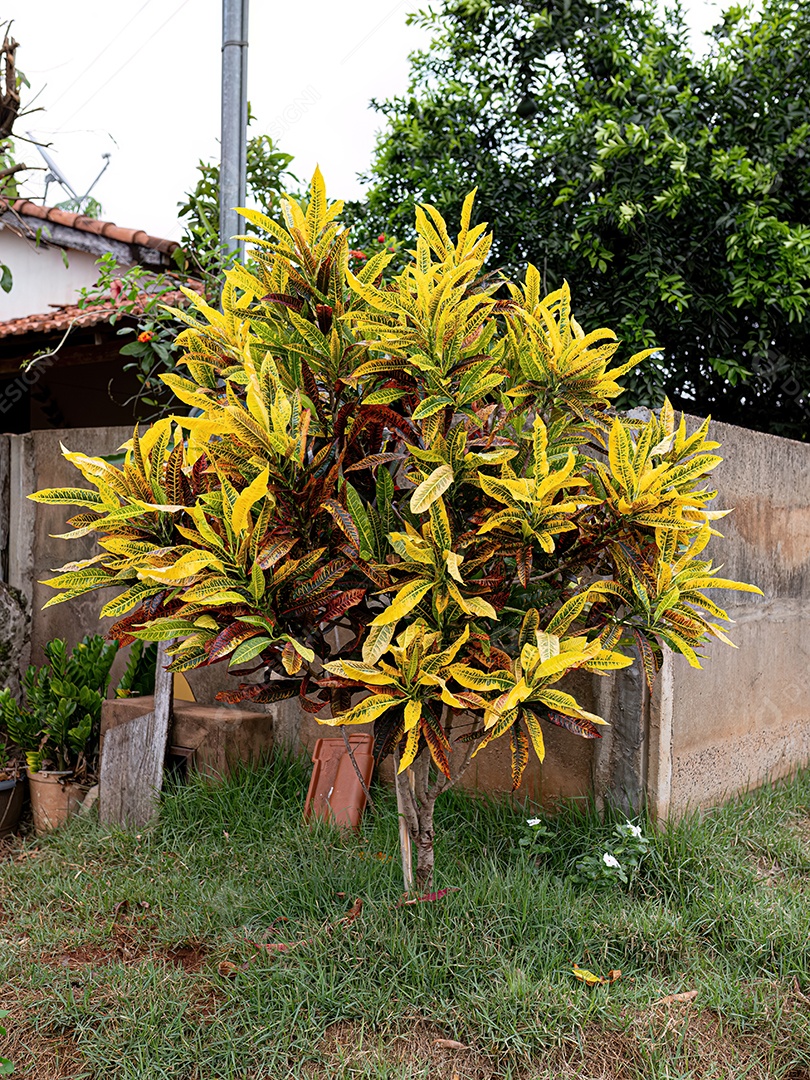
[0,727,25,839]
[0,636,117,834]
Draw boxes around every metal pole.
[220,0,249,264]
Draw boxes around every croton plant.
[31,169,759,888]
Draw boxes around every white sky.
[12,0,721,242]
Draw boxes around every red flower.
[349,249,368,261]
[378,234,386,243]
[138,331,154,343]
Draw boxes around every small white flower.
[602,853,620,868]
[628,824,643,839]
[526,818,542,827]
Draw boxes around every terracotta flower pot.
[27,770,90,835]
[0,776,25,838]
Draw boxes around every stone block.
[101,696,274,780]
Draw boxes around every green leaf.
[230,636,275,665]
[411,395,454,421]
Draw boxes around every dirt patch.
[303,1009,810,1080]
[546,1008,808,1080]
[40,940,210,972]
[165,942,209,973]
[754,853,788,884]
[793,814,810,847]
[0,1000,84,1080]
[305,1020,500,1080]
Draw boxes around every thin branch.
[340,725,375,813]
[0,160,25,180]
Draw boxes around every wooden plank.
[99,640,173,828]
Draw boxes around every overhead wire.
[57,0,193,130]
[56,0,157,105]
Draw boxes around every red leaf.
[321,500,361,550]
[300,696,329,714]
[398,887,459,906]
[207,622,262,664]
[261,292,305,313]
[543,710,603,739]
[320,588,366,623]
[344,453,405,473]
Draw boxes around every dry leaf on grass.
[397,887,460,906]
[244,899,364,959]
[217,960,247,978]
[652,989,698,1005]
[433,1038,467,1050]
[572,964,621,986]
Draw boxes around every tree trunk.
[393,708,476,893]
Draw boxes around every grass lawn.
[0,755,808,1079]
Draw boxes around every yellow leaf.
[138,550,223,584]
[411,463,454,514]
[319,694,401,727]
[572,964,621,986]
[362,623,395,665]
[404,699,422,731]
[231,468,270,534]
[398,724,421,772]
[445,550,465,583]
[371,579,433,626]
[522,709,546,763]
[324,660,396,686]
[608,420,637,493]
[462,595,498,620]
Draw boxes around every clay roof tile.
[0,285,201,339]
[1,197,178,256]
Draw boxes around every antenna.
[27,132,111,212]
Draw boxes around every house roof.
[0,288,196,339]
[0,198,179,256]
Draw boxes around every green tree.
[177,113,296,279]
[355,0,810,439]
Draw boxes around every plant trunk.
[393,708,477,894]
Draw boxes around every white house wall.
[0,226,105,320]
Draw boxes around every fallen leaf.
[572,964,621,986]
[433,1039,467,1050]
[398,887,460,906]
[217,960,245,978]
[338,898,363,927]
[791,978,810,1005]
[257,940,307,953]
[14,849,43,861]
[652,989,698,1005]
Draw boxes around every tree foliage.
[177,114,296,280]
[354,0,810,439]
[32,171,759,888]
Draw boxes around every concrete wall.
[1,418,807,816]
[645,419,810,816]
